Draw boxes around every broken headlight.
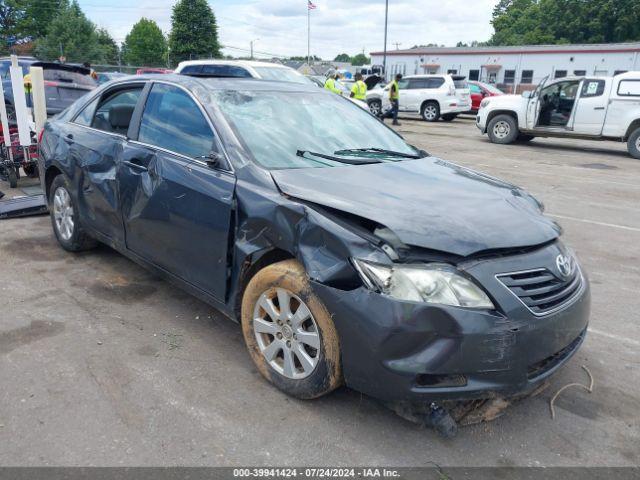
[352,259,495,309]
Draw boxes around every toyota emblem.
[556,254,573,278]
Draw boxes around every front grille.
[527,329,586,380]
[497,267,583,315]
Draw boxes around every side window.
[73,97,100,126]
[201,65,252,77]
[91,87,143,134]
[407,79,427,89]
[618,80,640,97]
[580,80,605,98]
[469,84,482,94]
[426,77,445,89]
[138,83,214,158]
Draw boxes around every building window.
[573,70,586,76]
[469,69,480,81]
[447,69,458,74]
[521,70,534,84]
[504,70,516,84]
[555,70,568,78]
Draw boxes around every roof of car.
[117,74,319,93]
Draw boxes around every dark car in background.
[38,75,590,427]
[468,80,504,113]
[1,58,97,121]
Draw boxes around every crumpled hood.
[271,158,560,257]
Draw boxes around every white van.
[366,74,471,122]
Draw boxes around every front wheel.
[241,259,342,400]
[487,114,519,144]
[368,99,382,116]
[49,175,97,252]
[421,101,440,122]
[628,127,640,159]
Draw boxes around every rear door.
[399,78,427,112]
[572,79,610,135]
[452,75,471,110]
[65,83,145,245]
[119,82,236,301]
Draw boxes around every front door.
[118,82,235,301]
[525,76,548,129]
[572,79,610,135]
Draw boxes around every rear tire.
[241,259,342,400]
[487,114,518,144]
[441,113,457,122]
[49,174,97,252]
[8,167,17,188]
[421,101,440,122]
[628,127,640,159]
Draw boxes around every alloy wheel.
[253,288,320,380]
[369,101,381,115]
[53,187,74,241]
[423,105,438,121]
[493,120,511,139]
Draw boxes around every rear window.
[453,77,468,89]
[201,65,252,78]
[44,69,96,86]
[180,65,203,75]
[618,79,640,97]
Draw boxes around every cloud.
[80,0,497,60]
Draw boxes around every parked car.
[1,59,97,121]
[468,81,503,114]
[477,72,640,158]
[366,74,471,121]
[176,59,309,85]
[97,72,128,85]
[136,68,172,75]
[39,75,590,427]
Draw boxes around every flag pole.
[307,2,311,66]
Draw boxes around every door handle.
[594,107,605,110]
[63,133,73,143]
[123,159,148,172]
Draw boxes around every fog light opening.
[415,373,468,388]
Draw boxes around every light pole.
[382,0,388,80]
[250,39,260,60]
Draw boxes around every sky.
[79,0,497,60]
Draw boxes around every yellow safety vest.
[324,77,341,95]
[390,80,399,100]
[23,73,32,93]
[351,80,367,101]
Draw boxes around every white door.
[398,78,424,112]
[572,79,611,135]
[525,76,548,128]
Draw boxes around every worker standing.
[23,72,33,108]
[350,73,367,101]
[324,73,342,95]
[382,73,402,126]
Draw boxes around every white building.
[370,43,640,92]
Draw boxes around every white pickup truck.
[476,72,640,159]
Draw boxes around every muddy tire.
[487,114,518,144]
[628,127,640,159]
[241,259,342,399]
[49,174,97,252]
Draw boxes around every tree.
[123,18,167,67]
[0,0,21,54]
[19,0,66,40]
[350,53,370,66]
[169,0,220,65]
[35,1,105,63]
[489,0,640,46]
[334,53,350,62]
[96,28,119,65]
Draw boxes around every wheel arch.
[624,119,640,141]
[486,109,519,128]
[420,98,440,111]
[44,165,63,201]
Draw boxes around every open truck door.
[525,75,548,129]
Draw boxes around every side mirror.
[197,151,223,169]
[522,90,532,99]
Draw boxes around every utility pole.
[393,42,402,50]
[382,0,388,80]
[250,39,259,60]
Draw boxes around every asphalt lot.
[0,116,639,467]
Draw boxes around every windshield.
[252,67,310,85]
[483,83,503,95]
[213,90,419,169]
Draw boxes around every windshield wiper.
[333,148,426,159]
[296,150,382,165]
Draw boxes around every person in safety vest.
[381,73,402,126]
[23,73,33,108]
[324,73,342,95]
[350,73,367,101]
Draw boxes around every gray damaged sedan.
[38,75,590,433]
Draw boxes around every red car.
[468,81,503,113]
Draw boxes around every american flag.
[308,0,317,9]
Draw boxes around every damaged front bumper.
[310,244,591,404]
